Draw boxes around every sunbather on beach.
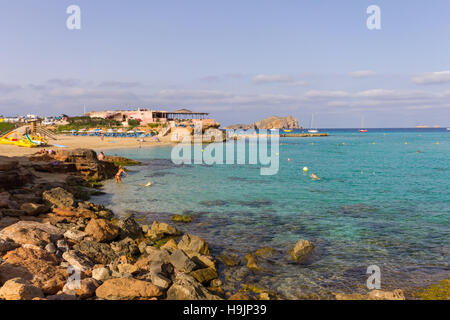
[115,166,128,183]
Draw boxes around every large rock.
[62,250,94,271]
[0,247,67,294]
[92,267,111,281]
[63,278,100,298]
[178,234,210,255]
[0,277,44,300]
[166,273,222,300]
[73,240,117,265]
[189,267,218,284]
[0,221,64,247]
[290,239,314,262]
[95,278,163,300]
[168,249,197,273]
[42,188,75,208]
[85,219,119,242]
[146,221,181,241]
[116,216,143,240]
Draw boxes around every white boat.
[359,115,368,133]
[308,113,319,133]
[447,128,450,131]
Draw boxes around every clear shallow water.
[93,129,450,298]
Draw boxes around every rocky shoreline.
[0,148,431,300]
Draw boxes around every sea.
[92,128,449,298]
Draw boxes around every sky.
[0,0,450,127]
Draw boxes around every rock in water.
[42,187,75,208]
[84,218,119,242]
[95,278,163,300]
[177,234,210,255]
[166,273,222,300]
[0,277,44,300]
[290,239,315,262]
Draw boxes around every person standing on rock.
[115,166,128,183]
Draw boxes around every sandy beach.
[0,134,175,157]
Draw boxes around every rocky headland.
[225,116,300,130]
[0,148,420,300]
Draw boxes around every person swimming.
[115,166,128,183]
[311,173,320,180]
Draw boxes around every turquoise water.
[94,129,449,298]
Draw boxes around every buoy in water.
[303,166,309,172]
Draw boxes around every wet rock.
[170,214,193,223]
[20,203,48,216]
[62,250,94,271]
[177,234,210,256]
[168,249,197,273]
[95,278,163,300]
[0,221,64,247]
[42,187,75,208]
[335,289,405,300]
[228,293,253,300]
[116,216,143,240]
[166,273,222,300]
[0,277,44,300]
[254,247,277,258]
[245,253,263,271]
[290,239,315,262]
[92,267,111,281]
[84,218,119,242]
[73,240,117,265]
[218,253,241,267]
[189,267,218,285]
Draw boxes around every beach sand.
[0,134,174,157]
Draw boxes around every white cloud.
[305,90,350,99]
[253,74,293,84]
[349,70,376,78]
[412,71,450,84]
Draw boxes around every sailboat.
[359,116,368,133]
[308,113,319,133]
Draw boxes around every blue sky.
[1,0,450,127]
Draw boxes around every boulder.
[64,229,87,242]
[109,238,140,262]
[116,216,143,240]
[42,187,75,208]
[160,238,178,252]
[166,273,222,300]
[189,267,218,284]
[168,249,197,273]
[85,219,119,242]
[63,278,100,298]
[218,253,240,267]
[245,253,263,271]
[254,247,277,258]
[62,250,94,271]
[95,278,163,300]
[92,267,111,281]
[0,277,44,300]
[170,214,193,223]
[290,239,314,262]
[177,234,210,255]
[73,240,117,265]
[0,221,64,247]
[146,221,181,241]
